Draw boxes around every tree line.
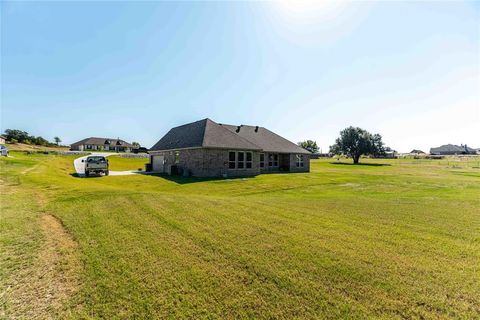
[2,129,62,147]
[298,126,393,164]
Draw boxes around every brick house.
[149,118,311,177]
[430,144,476,155]
[70,137,134,152]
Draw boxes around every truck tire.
[85,171,90,177]
[105,170,109,176]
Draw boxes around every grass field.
[107,155,149,171]
[1,152,479,319]
[2,143,70,152]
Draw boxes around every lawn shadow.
[330,162,391,167]
[147,173,256,185]
[70,173,103,178]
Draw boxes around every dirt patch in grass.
[2,214,83,319]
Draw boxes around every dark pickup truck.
[82,156,109,177]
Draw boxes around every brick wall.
[150,148,260,178]
[150,149,310,177]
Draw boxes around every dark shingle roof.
[410,149,425,154]
[150,119,261,151]
[430,144,476,154]
[71,137,134,148]
[221,124,311,154]
[150,119,311,154]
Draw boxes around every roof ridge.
[200,119,210,147]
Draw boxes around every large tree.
[4,129,30,143]
[330,127,385,164]
[54,136,62,145]
[298,140,319,154]
[3,129,54,146]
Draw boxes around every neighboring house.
[373,149,397,159]
[149,118,312,177]
[70,137,134,152]
[384,150,398,158]
[0,135,5,145]
[409,149,425,155]
[430,144,476,155]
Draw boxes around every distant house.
[430,144,476,155]
[410,149,425,155]
[373,149,397,159]
[149,118,311,177]
[384,150,398,158]
[0,135,5,145]
[70,137,134,152]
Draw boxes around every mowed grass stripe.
[52,193,338,318]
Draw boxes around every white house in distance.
[70,137,134,152]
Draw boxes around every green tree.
[4,129,29,143]
[33,136,49,146]
[54,136,62,145]
[298,140,319,154]
[371,133,386,158]
[330,127,385,164]
[132,142,141,148]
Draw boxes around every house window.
[296,154,304,167]
[260,153,265,168]
[237,152,245,169]
[229,151,253,169]
[175,151,180,164]
[269,153,278,167]
[246,152,252,168]
[229,151,236,169]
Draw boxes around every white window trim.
[268,153,279,167]
[246,151,252,169]
[228,151,237,169]
[229,151,253,170]
[296,154,304,168]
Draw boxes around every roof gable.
[150,119,207,151]
[150,119,260,151]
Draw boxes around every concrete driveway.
[73,153,145,177]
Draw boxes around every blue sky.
[2,1,479,152]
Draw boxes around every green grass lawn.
[107,155,149,171]
[1,152,479,319]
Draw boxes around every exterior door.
[152,156,164,172]
[279,154,290,171]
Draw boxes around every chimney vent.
[255,126,259,132]
[236,126,241,133]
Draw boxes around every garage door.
[152,156,164,172]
